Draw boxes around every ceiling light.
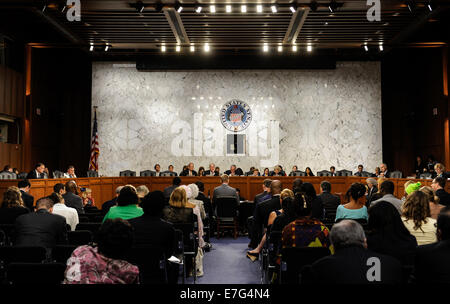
[364,45,369,52]
[61,5,66,13]
[328,1,338,13]
[290,6,296,13]
[42,4,46,12]
[190,45,195,52]
[204,43,210,52]
[196,6,202,13]
[263,43,269,52]
[105,45,109,51]
[176,5,183,13]
[379,44,383,51]
[278,45,283,52]
[271,5,277,13]
[256,5,263,13]
[136,1,145,13]
[210,5,216,13]
[292,45,297,52]
[176,45,181,52]
[226,5,232,13]
[89,44,94,52]
[307,44,312,52]
[161,44,166,52]
[241,5,247,13]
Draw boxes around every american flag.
[89,108,99,171]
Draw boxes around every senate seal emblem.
[220,99,252,132]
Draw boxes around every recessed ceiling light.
[210,5,216,13]
[241,5,247,13]
[161,44,166,52]
[190,44,195,52]
[176,45,181,52]
[263,43,269,52]
[307,44,312,52]
[256,5,263,13]
[204,43,210,52]
[292,45,297,52]
[195,6,202,13]
[226,5,232,13]
[271,5,277,13]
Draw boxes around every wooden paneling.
[0,64,24,118]
[0,143,23,171]
[0,176,447,210]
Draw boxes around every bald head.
[270,180,282,195]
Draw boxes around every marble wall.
[92,62,382,176]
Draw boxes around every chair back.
[87,170,98,177]
[75,222,102,234]
[361,171,372,177]
[419,172,432,179]
[7,262,66,284]
[140,170,156,177]
[391,170,403,178]
[160,171,176,177]
[0,172,14,180]
[17,172,28,179]
[52,170,65,178]
[0,224,14,246]
[317,170,331,177]
[281,247,331,284]
[0,246,47,264]
[120,170,136,177]
[336,169,352,176]
[293,171,306,177]
[173,223,197,255]
[215,196,238,219]
[68,230,93,246]
[126,246,168,284]
[52,245,77,264]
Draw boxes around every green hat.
[406,182,421,195]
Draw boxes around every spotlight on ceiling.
[271,5,278,13]
[195,6,202,13]
[263,43,269,52]
[190,44,195,52]
[89,44,94,52]
[407,1,416,13]
[204,43,210,52]
[104,45,109,52]
[278,45,283,52]
[379,44,384,51]
[292,45,297,52]
[256,5,263,13]
[226,5,232,13]
[61,5,66,13]
[307,44,313,52]
[427,1,434,11]
[328,1,338,13]
[310,1,318,12]
[175,4,183,13]
[241,5,247,13]
[364,44,369,52]
[161,44,166,52]
[42,4,47,12]
[290,5,297,13]
[210,5,216,13]
[176,45,181,52]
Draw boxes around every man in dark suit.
[379,163,390,178]
[204,163,219,176]
[179,162,197,176]
[63,180,84,214]
[224,164,240,176]
[163,177,182,203]
[253,179,272,207]
[413,207,450,283]
[26,163,47,179]
[301,220,402,284]
[212,174,240,209]
[18,179,34,211]
[14,197,68,249]
[432,177,450,206]
[167,165,178,176]
[329,166,337,177]
[318,180,340,220]
[195,181,212,217]
[254,180,282,230]
[248,179,272,248]
[354,164,364,177]
[101,186,123,215]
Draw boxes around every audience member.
[254,180,282,231]
[365,177,378,207]
[248,179,272,249]
[300,182,324,220]
[370,180,403,214]
[247,189,294,260]
[271,196,299,233]
[420,186,444,219]
[164,176,182,202]
[301,220,402,284]
[236,188,246,201]
[335,183,368,222]
[14,197,68,249]
[26,163,47,179]
[405,182,421,197]
[253,179,272,206]
[413,207,450,283]
[366,201,417,269]
[53,183,66,195]
[103,185,143,223]
[18,179,34,211]
[401,180,415,201]
[179,162,197,176]
[0,186,30,225]
[354,164,364,177]
[49,192,79,231]
[63,181,84,214]
[204,163,218,176]
[102,186,123,215]
[212,174,240,211]
[379,163,390,178]
[81,187,97,209]
[414,156,426,177]
[195,181,212,219]
[292,178,303,194]
[305,167,314,177]
[1,165,13,173]
[432,176,450,206]
[402,190,437,245]
[63,165,77,178]
[136,185,149,201]
[186,183,206,220]
[128,191,176,259]
[64,218,139,284]
[318,181,340,221]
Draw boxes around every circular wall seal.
[220,99,252,132]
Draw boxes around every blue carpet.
[186,237,261,284]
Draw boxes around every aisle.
[187,237,261,284]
